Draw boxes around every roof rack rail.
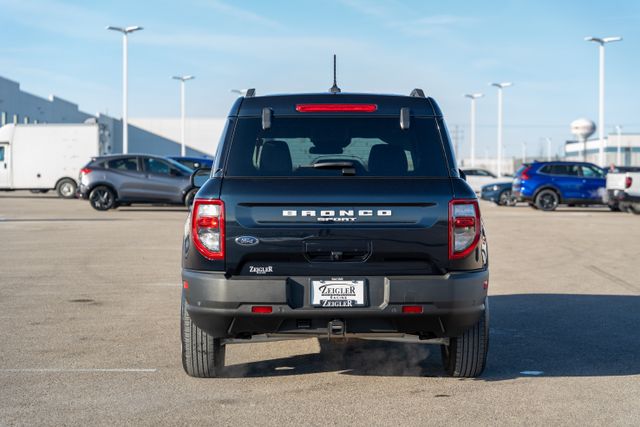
[245,88,256,98]
[410,88,425,98]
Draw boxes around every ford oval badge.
[235,236,259,246]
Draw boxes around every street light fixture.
[464,93,484,167]
[585,36,622,167]
[106,25,143,154]
[615,125,622,166]
[172,75,195,157]
[490,82,512,177]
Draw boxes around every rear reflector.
[295,103,377,113]
[402,305,423,314]
[251,306,273,314]
[183,281,189,289]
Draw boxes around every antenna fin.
[330,54,341,93]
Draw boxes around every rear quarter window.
[224,117,450,177]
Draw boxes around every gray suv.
[77,154,198,211]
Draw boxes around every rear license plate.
[311,279,366,307]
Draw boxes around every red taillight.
[625,176,633,189]
[521,166,531,180]
[295,103,378,113]
[449,199,481,260]
[251,306,273,314]
[183,281,189,289]
[80,167,92,175]
[191,199,225,260]
[402,305,423,314]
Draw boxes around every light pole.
[173,75,195,157]
[545,137,552,161]
[615,125,622,166]
[490,82,512,177]
[464,93,483,167]
[230,89,249,95]
[522,141,527,163]
[106,25,143,154]
[585,36,622,167]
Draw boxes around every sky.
[1,0,639,159]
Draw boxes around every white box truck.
[0,123,109,198]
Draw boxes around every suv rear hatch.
[204,96,468,276]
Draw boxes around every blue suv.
[512,161,606,211]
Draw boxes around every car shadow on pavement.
[221,294,640,379]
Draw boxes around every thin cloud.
[339,0,392,19]
[339,0,476,39]
[198,0,283,29]
[137,31,369,56]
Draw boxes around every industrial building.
[564,134,640,166]
[0,75,212,157]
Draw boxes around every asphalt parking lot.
[1,193,639,426]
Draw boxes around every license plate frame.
[310,278,367,308]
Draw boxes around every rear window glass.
[540,164,580,176]
[225,117,449,177]
[107,158,138,171]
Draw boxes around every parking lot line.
[0,368,157,373]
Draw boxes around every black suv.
[181,90,489,378]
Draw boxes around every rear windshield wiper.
[300,161,357,176]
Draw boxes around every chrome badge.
[235,236,259,246]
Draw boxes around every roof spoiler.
[410,88,425,98]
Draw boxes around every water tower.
[570,118,596,161]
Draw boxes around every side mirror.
[191,167,212,188]
[459,169,467,180]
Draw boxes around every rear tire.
[535,189,559,211]
[441,299,489,378]
[56,178,77,199]
[88,186,116,211]
[498,189,513,206]
[181,293,225,378]
[630,203,640,215]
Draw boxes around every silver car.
[77,154,197,211]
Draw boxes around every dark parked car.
[481,182,515,206]
[77,154,199,210]
[181,88,489,378]
[513,161,606,211]
[168,156,214,170]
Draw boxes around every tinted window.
[0,146,4,161]
[166,158,196,175]
[581,165,604,177]
[144,158,171,175]
[225,117,449,177]
[107,157,138,171]
[541,164,580,176]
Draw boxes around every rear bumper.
[76,184,90,199]
[182,269,489,339]
[480,188,501,202]
[607,189,640,203]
